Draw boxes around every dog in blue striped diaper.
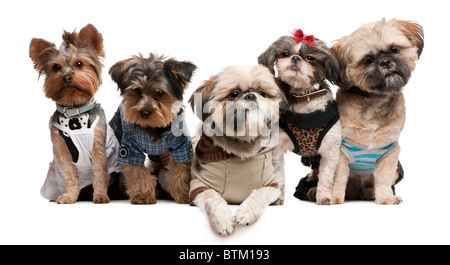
[330,19,424,204]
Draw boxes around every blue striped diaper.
[341,138,398,175]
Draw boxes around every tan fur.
[189,65,284,236]
[331,19,424,204]
[167,159,191,204]
[110,53,196,205]
[30,24,116,204]
[50,127,79,204]
[91,125,110,203]
[123,164,157,204]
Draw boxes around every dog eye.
[134,88,142,96]
[391,47,400,54]
[155,90,164,97]
[74,61,84,70]
[364,56,374,64]
[281,51,290,57]
[229,91,240,99]
[306,56,315,62]
[259,91,268,98]
[53,64,61,72]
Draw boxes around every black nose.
[244,93,257,101]
[291,56,301,63]
[380,59,392,68]
[63,75,73,85]
[140,110,151,118]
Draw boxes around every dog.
[330,19,424,204]
[258,29,342,205]
[108,53,196,204]
[188,65,285,236]
[30,24,122,203]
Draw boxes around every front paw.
[56,193,77,204]
[172,192,189,204]
[333,195,345,204]
[375,195,402,205]
[93,193,110,204]
[316,190,333,205]
[213,216,235,237]
[130,192,157,204]
[235,204,261,226]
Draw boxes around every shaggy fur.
[30,24,118,203]
[109,54,196,204]
[258,32,342,204]
[331,19,424,204]
[189,65,285,236]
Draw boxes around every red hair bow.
[294,29,317,46]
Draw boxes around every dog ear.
[164,59,197,100]
[164,59,197,87]
[78,24,105,58]
[257,46,277,75]
[323,51,341,83]
[29,38,57,77]
[109,58,134,94]
[314,38,341,83]
[395,20,424,59]
[189,76,216,122]
[331,38,353,90]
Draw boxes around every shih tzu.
[330,19,424,204]
[258,29,342,204]
[189,65,286,236]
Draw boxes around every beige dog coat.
[189,135,278,205]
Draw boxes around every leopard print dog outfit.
[279,100,340,158]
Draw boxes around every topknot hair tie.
[294,29,317,46]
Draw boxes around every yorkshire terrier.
[30,24,122,204]
[109,53,196,204]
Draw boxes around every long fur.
[258,32,342,205]
[330,19,424,204]
[189,65,284,236]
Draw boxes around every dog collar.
[349,86,385,97]
[291,88,328,103]
[56,98,96,117]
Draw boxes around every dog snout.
[63,75,73,85]
[291,55,301,64]
[380,59,392,69]
[140,110,151,118]
[244,93,257,101]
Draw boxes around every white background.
[1,0,449,245]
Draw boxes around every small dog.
[109,54,196,204]
[30,24,122,203]
[258,29,342,204]
[331,19,424,204]
[189,65,285,236]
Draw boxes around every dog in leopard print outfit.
[258,29,341,204]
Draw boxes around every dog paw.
[317,197,333,205]
[316,190,333,205]
[213,218,235,237]
[235,205,261,226]
[93,193,110,204]
[56,193,77,204]
[130,192,157,204]
[173,193,189,204]
[333,196,345,204]
[375,195,402,205]
[307,187,317,202]
[362,188,375,200]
